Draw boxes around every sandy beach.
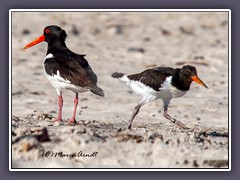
[11,11,229,169]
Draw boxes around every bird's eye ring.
[45,28,51,33]
[185,69,191,75]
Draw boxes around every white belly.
[121,75,188,103]
[45,72,88,95]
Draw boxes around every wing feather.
[127,67,178,91]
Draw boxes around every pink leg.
[163,105,188,129]
[128,104,142,130]
[128,101,146,130]
[56,95,63,121]
[69,93,78,123]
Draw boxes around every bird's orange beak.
[191,75,208,89]
[24,35,45,49]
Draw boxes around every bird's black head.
[179,65,208,88]
[24,25,67,50]
[180,65,197,80]
[43,25,67,45]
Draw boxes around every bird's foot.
[127,124,132,131]
[127,119,134,130]
[68,118,78,124]
[52,119,63,126]
[53,118,63,122]
[163,112,189,129]
[174,120,189,129]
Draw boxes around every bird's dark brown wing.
[127,67,178,91]
[44,49,104,96]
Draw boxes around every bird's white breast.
[159,76,188,99]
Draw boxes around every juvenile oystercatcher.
[112,65,208,130]
[24,25,104,123]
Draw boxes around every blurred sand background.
[11,11,229,169]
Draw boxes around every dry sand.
[11,11,229,169]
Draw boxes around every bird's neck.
[172,71,192,91]
[47,40,67,51]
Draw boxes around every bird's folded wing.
[44,54,99,91]
[127,67,177,91]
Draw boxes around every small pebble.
[22,29,31,35]
[71,25,80,36]
[143,37,151,41]
[127,47,145,53]
[193,160,199,167]
[115,25,124,35]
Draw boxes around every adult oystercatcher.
[112,65,208,130]
[24,25,104,123]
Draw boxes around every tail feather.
[90,86,104,97]
[111,72,125,79]
[112,72,130,84]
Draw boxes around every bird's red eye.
[45,28,50,33]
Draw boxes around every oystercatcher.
[112,65,208,130]
[24,25,104,123]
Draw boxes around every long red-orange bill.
[192,75,208,89]
[24,35,45,49]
